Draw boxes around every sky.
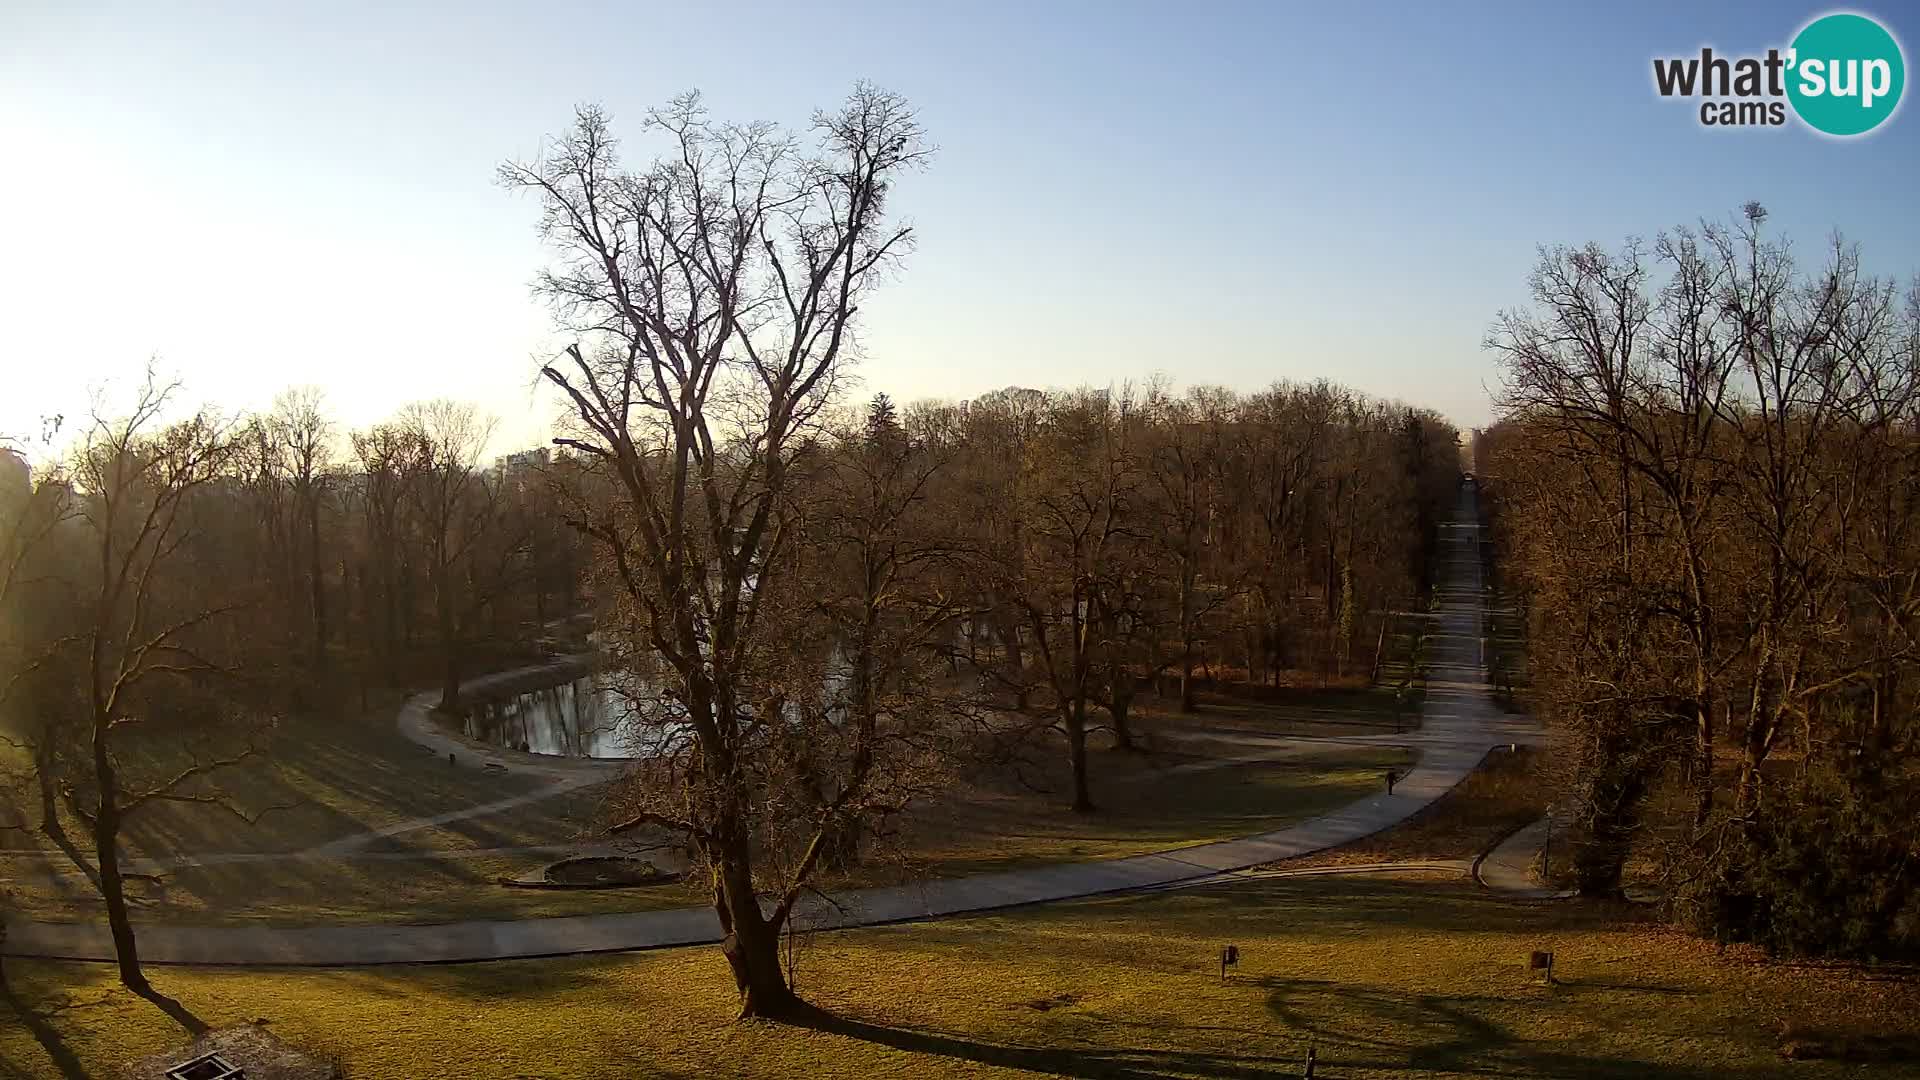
[3,1,1917,460]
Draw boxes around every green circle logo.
[1787,13,1905,136]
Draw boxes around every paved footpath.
[5,482,1543,967]
[1475,815,1575,899]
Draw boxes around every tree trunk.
[1692,694,1714,828]
[34,743,61,836]
[441,645,462,713]
[83,717,151,996]
[92,808,150,995]
[714,842,800,1019]
[1067,698,1093,812]
[436,564,460,710]
[379,556,400,683]
[998,607,1027,710]
[1570,733,1649,900]
[91,795,204,1032]
[308,493,327,676]
[1109,672,1135,751]
[1177,561,1198,712]
[1735,701,1779,813]
[38,752,102,893]
[1178,643,1195,713]
[1324,538,1339,621]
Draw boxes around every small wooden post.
[1539,810,1554,881]
[1303,1043,1317,1078]
[1218,944,1238,982]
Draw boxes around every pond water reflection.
[462,676,642,759]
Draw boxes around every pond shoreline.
[436,652,596,717]
[435,653,656,760]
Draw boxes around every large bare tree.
[396,400,521,711]
[34,379,281,1031]
[502,85,930,1017]
[267,388,335,679]
[979,387,1148,810]
[785,396,967,869]
[1486,206,1920,929]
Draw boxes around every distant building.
[497,447,551,474]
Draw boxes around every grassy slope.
[7,664,1415,926]
[1127,682,1419,740]
[0,692,602,925]
[5,746,1405,926]
[867,746,1412,883]
[7,876,1915,1079]
[0,692,579,861]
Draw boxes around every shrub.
[1684,756,1920,961]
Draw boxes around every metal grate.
[164,1052,246,1080]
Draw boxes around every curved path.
[1475,815,1576,899]
[4,482,1543,966]
[391,656,622,782]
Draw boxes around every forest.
[1478,203,1920,960]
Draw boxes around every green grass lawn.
[0,688,613,926]
[8,875,1914,1079]
[4,746,1405,926]
[868,747,1412,884]
[5,658,1415,926]
[119,852,705,926]
[0,690,581,862]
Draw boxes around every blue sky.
[3,1,1915,454]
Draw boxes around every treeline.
[4,390,582,712]
[1479,204,1920,959]
[912,382,1457,809]
[693,377,1459,792]
[0,380,580,1009]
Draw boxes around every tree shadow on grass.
[1254,975,1717,1080]
[421,953,630,1002]
[1081,875,1655,940]
[795,1004,1310,1078]
[131,982,207,1037]
[0,968,88,1080]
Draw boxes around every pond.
[461,651,853,760]
[462,675,652,759]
